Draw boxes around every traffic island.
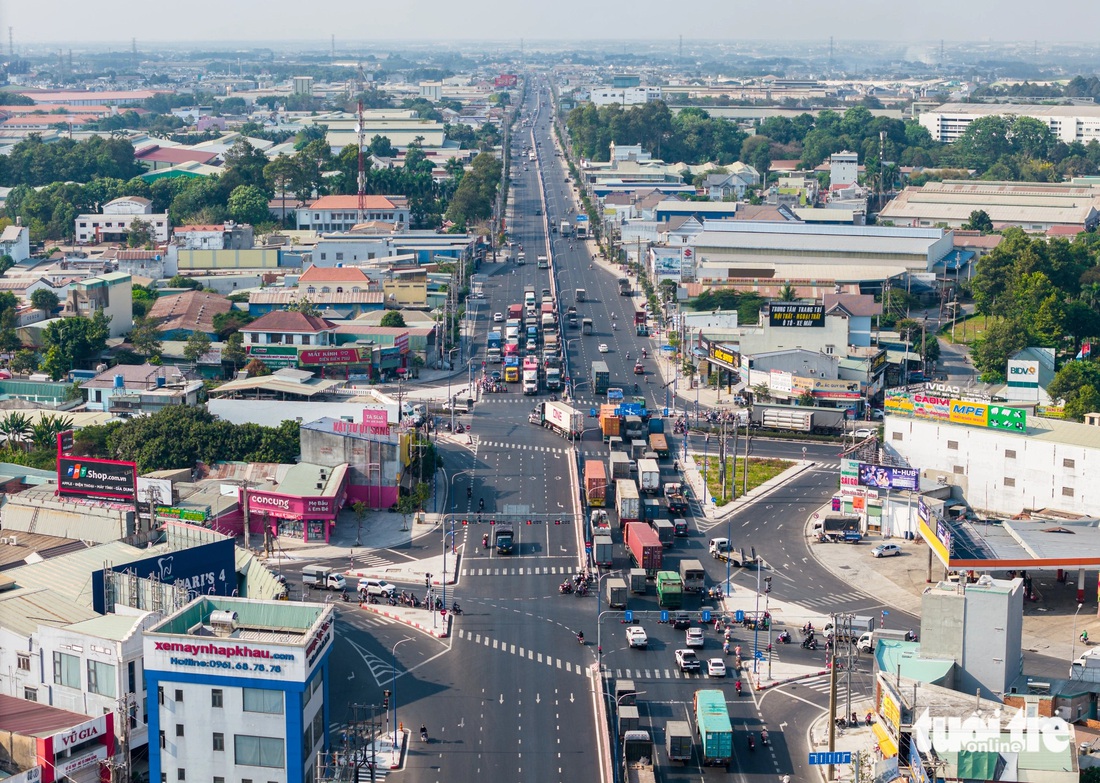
[360,602,452,639]
[807,702,877,783]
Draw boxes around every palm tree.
[778,283,798,302]
[30,414,74,451]
[0,412,33,452]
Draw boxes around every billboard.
[708,343,740,368]
[137,477,172,507]
[1006,359,1039,388]
[885,393,1026,432]
[299,347,362,365]
[769,303,825,328]
[90,538,236,614]
[247,490,338,519]
[857,463,919,491]
[58,456,137,501]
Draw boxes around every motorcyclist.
[577,630,584,644]
[420,724,428,740]
[626,352,630,360]
[634,383,640,393]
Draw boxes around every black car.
[671,612,692,630]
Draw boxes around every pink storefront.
[240,463,348,543]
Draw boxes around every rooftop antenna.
[331,34,336,61]
[356,100,366,225]
[679,34,683,63]
[131,37,136,67]
[828,36,834,71]
[8,27,12,58]
[940,39,945,64]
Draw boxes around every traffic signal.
[764,576,772,594]
[383,690,390,709]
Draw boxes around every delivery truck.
[694,690,733,767]
[629,568,648,594]
[679,559,706,593]
[648,432,670,459]
[622,731,657,783]
[606,576,628,609]
[301,564,346,591]
[656,570,683,608]
[530,400,583,438]
[616,479,641,526]
[825,615,876,641]
[609,451,632,481]
[592,360,610,393]
[665,720,693,764]
[638,458,661,494]
[652,518,675,547]
[585,460,607,507]
[593,534,614,567]
[857,627,910,653]
[625,522,663,576]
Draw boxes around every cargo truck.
[609,451,632,481]
[694,690,733,767]
[629,568,648,594]
[616,479,641,526]
[592,360,610,393]
[600,408,622,441]
[560,221,573,237]
[582,318,594,335]
[652,519,675,547]
[618,277,632,296]
[522,356,540,395]
[487,331,502,363]
[656,570,683,608]
[537,255,549,269]
[301,564,346,591]
[648,433,670,459]
[679,559,706,593]
[630,439,648,461]
[624,416,645,440]
[593,534,614,567]
[545,365,562,390]
[638,459,661,494]
[625,522,663,576]
[530,400,583,438]
[523,285,536,306]
[665,720,693,764]
[857,627,910,653]
[606,577,628,608]
[494,524,515,554]
[507,303,523,321]
[622,731,657,783]
[824,615,876,641]
[504,356,520,382]
[663,482,689,514]
[585,460,607,507]
[575,288,586,303]
[590,509,612,537]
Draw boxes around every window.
[158,686,164,705]
[1064,458,1076,468]
[128,661,136,693]
[1004,477,1016,487]
[321,287,331,294]
[53,652,80,688]
[24,687,37,702]
[214,779,225,783]
[17,653,30,671]
[953,465,964,474]
[891,432,903,441]
[88,659,117,697]
[1063,487,1075,497]
[159,731,166,749]
[176,724,185,737]
[306,286,316,294]
[175,689,184,702]
[211,689,223,708]
[319,254,326,261]
[213,732,225,751]
[335,253,344,261]
[242,688,283,714]
[1005,449,1017,459]
[336,287,343,293]
[177,769,185,781]
[234,735,285,768]
[947,441,958,450]
[312,708,324,745]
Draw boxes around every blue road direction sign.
[701,610,712,623]
[624,610,634,623]
[589,408,598,417]
[809,752,852,766]
[660,610,669,623]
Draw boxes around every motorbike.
[454,423,466,434]
[451,602,462,615]
[747,734,755,751]
[633,383,640,393]
[735,680,742,695]
[776,631,792,644]
[802,638,818,650]
[761,730,769,746]
[482,535,489,549]
[559,582,573,594]
[420,726,429,742]
[577,633,585,645]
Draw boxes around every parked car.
[871,543,901,558]
[675,649,701,672]
[685,628,705,648]
[707,658,727,678]
[625,626,648,649]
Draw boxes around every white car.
[493,312,504,323]
[358,578,396,597]
[707,658,727,677]
[598,343,609,353]
[625,626,648,649]
[685,627,705,648]
[853,428,875,439]
[871,543,901,558]
[675,649,701,672]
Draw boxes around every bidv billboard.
[91,538,236,614]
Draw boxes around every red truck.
[507,304,523,321]
[625,522,663,576]
[585,460,607,507]
[634,310,646,326]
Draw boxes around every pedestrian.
[865,712,873,726]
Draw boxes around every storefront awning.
[872,721,899,757]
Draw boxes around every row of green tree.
[971,75,1100,101]
[967,229,1100,414]
[72,405,300,473]
[0,135,142,187]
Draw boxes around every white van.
[301,565,345,591]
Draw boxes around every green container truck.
[655,570,683,609]
[693,689,733,767]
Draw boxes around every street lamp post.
[390,637,413,747]
[595,609,618,672]
[445,346,460,431]
[446,469,475,614]
[1073,602,1085,662]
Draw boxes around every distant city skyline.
[5,1,1100,47]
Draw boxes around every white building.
[144,597,335,783]
[829,151,859,189]
[292,76,314,96]
[74,196,170,244]
[590,87,663,107]
[66,271,133,338]
[296,195,410,233]
[884,409,1100,517]
[0,224,31,262]
[920,102,1100,144]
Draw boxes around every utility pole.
[7,27,12,58]
[827,611,839,781]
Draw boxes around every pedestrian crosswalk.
[780,676,867,701]
[461,565,582,577]
[454,627,587,676]
[476,439,570,454]
[355,553,395,569]
[797,591,871,609]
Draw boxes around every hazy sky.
[7,1,1100,45]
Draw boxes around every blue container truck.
[694,689,733,767]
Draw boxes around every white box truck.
[638,458,661,495]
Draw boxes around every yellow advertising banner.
[948,399,989,427]
[882,692,901,733]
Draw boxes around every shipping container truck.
[616,479,641,526]
[599,408,621,441]
[609,451,632,481]
[652,518,675,547]
[626,522,663,576]
[606,577,628,609]
[665,720,693,764]
[648,433,670,459]
[642,498,664,522]
[629,568,648,594]
[622,731,657,783]
[638,459,661,494]
[655,570,683,608]
[522,356,540,395]
[694,690,733,767]
[530,400,583,438]
[507,304,523,321]
[679,559,706,593]
[593,534,614,567]
[592,360,610,393]
[575,288,586,303]
[582,318,594,335]
[585,460,607,507]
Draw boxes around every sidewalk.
[808,703,879,783]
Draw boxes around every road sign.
[754,650,765,661]
[663,407,669,417]
[701,610,711,623]
[624,610,634,623]
[660,610,669,623]
[809,752,852,766]
[735,610,745,623]
[589,408,597,417]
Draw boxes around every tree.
[243,358,271,377]
[183,331,212,365]
[367,135,395,157]
[777,283,797,302]
[39,345,66,381]
[970,319,1031,382]
[962,209,994,233]
[212,311,254,340]
[10,348,38,374]
[129,315,163,359]
[223,332,247,369]
[1047,361,1100,421]
[42,310,110,370]
[30,414,73,451]
[379,311,406,328]
[0,411,32,451]
[30,288,59,316]
[227,185,271,226]
[127,218,153,248]
[264,154,303,225]
[286,297,322,317]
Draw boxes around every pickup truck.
[675,649,701,672]
[663,482,689,514]
[708,537,747,567]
